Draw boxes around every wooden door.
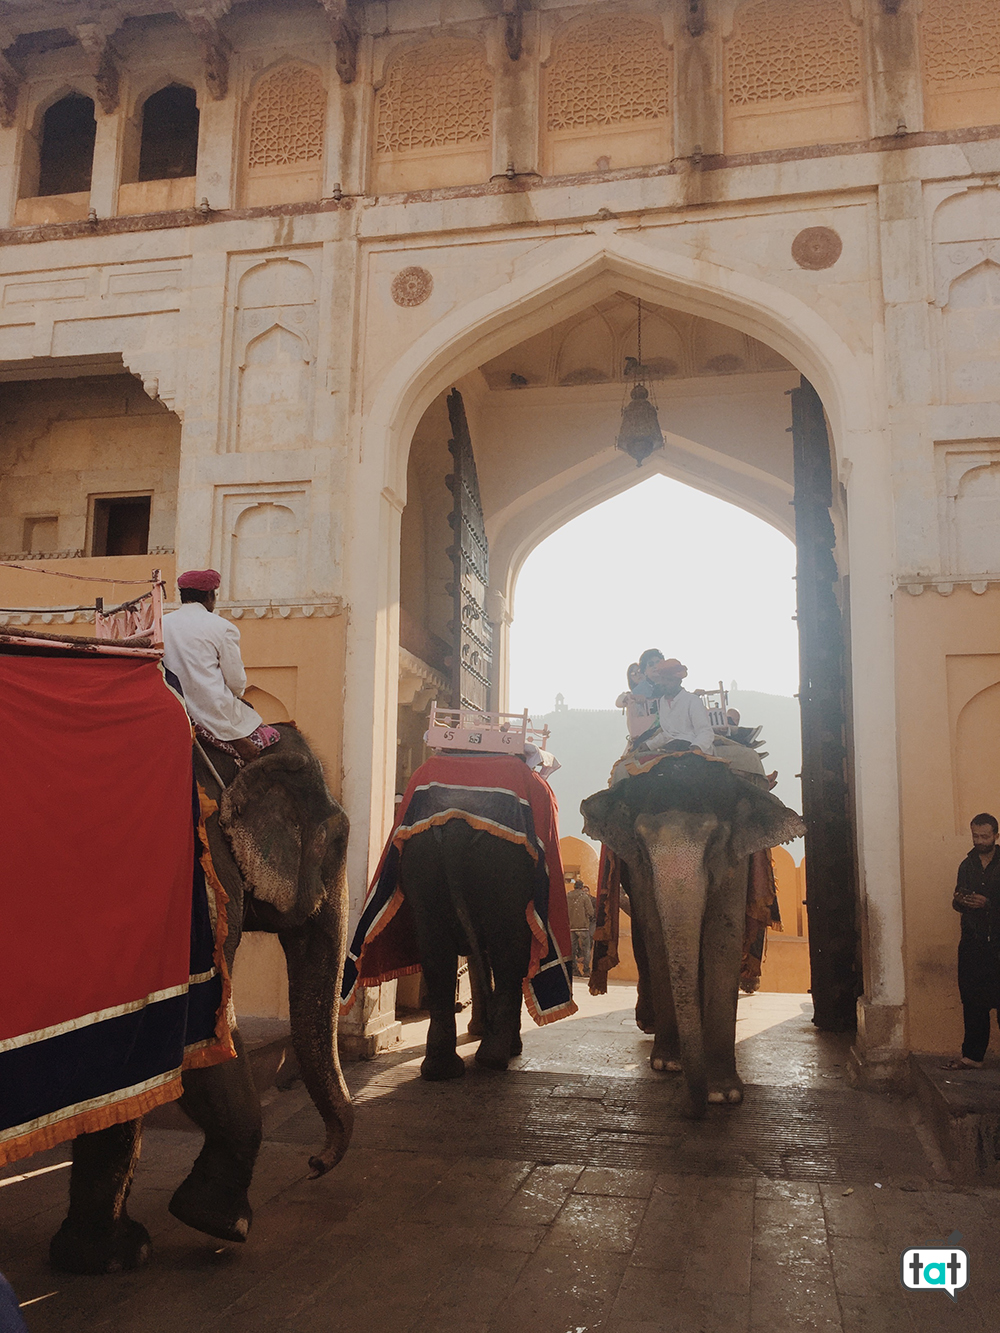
[445,389,493,711]
[791,376,860,1032]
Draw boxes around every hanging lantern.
[616,298,664,467]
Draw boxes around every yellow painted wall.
[896,587,1000,1054]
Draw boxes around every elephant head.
[201,725,354,1178]
[582,758,804,1118]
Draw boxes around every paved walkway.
[3,986,998,1331]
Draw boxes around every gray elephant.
[581,755,804,1118]
[343,753,575,1081]
[49,725,354,1274]
[400,820,537,1078]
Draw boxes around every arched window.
[543,17,671,177]
[37,94,96,196]
[373,40,492,193]
[920,0,1000,131]
[724,0,865,153]
[15,93,96,225]
[119,85,199,215]
[243,63,326,207]
[139,85,199,181]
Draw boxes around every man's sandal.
[941,1057,983,1070]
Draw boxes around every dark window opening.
[37,94,97,196]
[91,496,151,556]
[138,85,199,181]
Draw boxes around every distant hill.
[537,689,803,858]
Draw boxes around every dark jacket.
[953,847,1000,1007]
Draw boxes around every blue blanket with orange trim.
[342,754,576,1026]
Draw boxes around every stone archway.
[344,234,903,1074]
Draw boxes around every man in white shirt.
[162,569,274,763]
[640,658,715,756]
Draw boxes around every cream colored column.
[672,5,723,158]
[195,80,238,209]
[338,437,404,1055]
[867,0,924,137]
[848,178,930,1090]
[88,104,121,218]
[492,10,540,179]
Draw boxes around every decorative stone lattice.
[921,0,1000,85]
[792,226,843,269]
[546,17,669,130]
[248,64,326,168]
[391,267,434,307]
[376,42,492,155]
[727,0,861,106]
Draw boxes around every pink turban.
[176,569,221,591]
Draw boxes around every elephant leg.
[279,896,355,1177]
[637,812,720,1119]
[625,864,681,1072]
[464,837,532,1072]
[467,948,490,1039]
[400,834,466,1081]
[169,1026,262,1242]
[50,1119,150,1274]
[702,859,746,1105]
[627,898,657,1035]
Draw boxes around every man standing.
[566,878,596,977]
[162,569,278,764]
[946,813,1000,1069]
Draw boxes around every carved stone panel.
[933,188,1000,405]
[227,255,319,451]
[937,441,1000,578]
[215,483,309,601]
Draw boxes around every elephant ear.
[729,788,806,863]
[219,750,309,915]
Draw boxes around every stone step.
[144,1016,295,1132]
[911,1053,1000,1183]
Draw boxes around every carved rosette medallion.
[391,267,434,307]
[792,227,843,270]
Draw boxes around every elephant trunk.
[279,812,355,1177]
[636,811,719,1119]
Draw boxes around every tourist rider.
[637,655,715,756]
[162,568,280,764]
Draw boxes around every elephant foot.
[420,1051,466,1081]
[651,1055,682,1073]
[475,1031,517,1071]
[169,1172,252,1243]
[708,1080,744,1106]
[635,1005,656,1035]
[50,1216,151,1275]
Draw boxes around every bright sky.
[508,474,799,713]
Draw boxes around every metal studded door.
[445,389,493,711]
[791,376,860,1032]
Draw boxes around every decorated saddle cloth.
[0,655,234,1167]
[342,754,577,1026]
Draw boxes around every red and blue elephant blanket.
[0,654,234,1167]
[342,754,577,1026]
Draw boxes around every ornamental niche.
[243,63,327,207]
[373,40,493,193]
[920,0,1000,131]
[543,16,671,177]
[724,0,865,154]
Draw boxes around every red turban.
[177,569,221,591]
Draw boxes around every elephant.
[400,820,536,1080]
[581,754,804,1118]
[49,724,355,1275]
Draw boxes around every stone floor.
[3,986,999,1331]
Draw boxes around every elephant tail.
[438,828,492,1005]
